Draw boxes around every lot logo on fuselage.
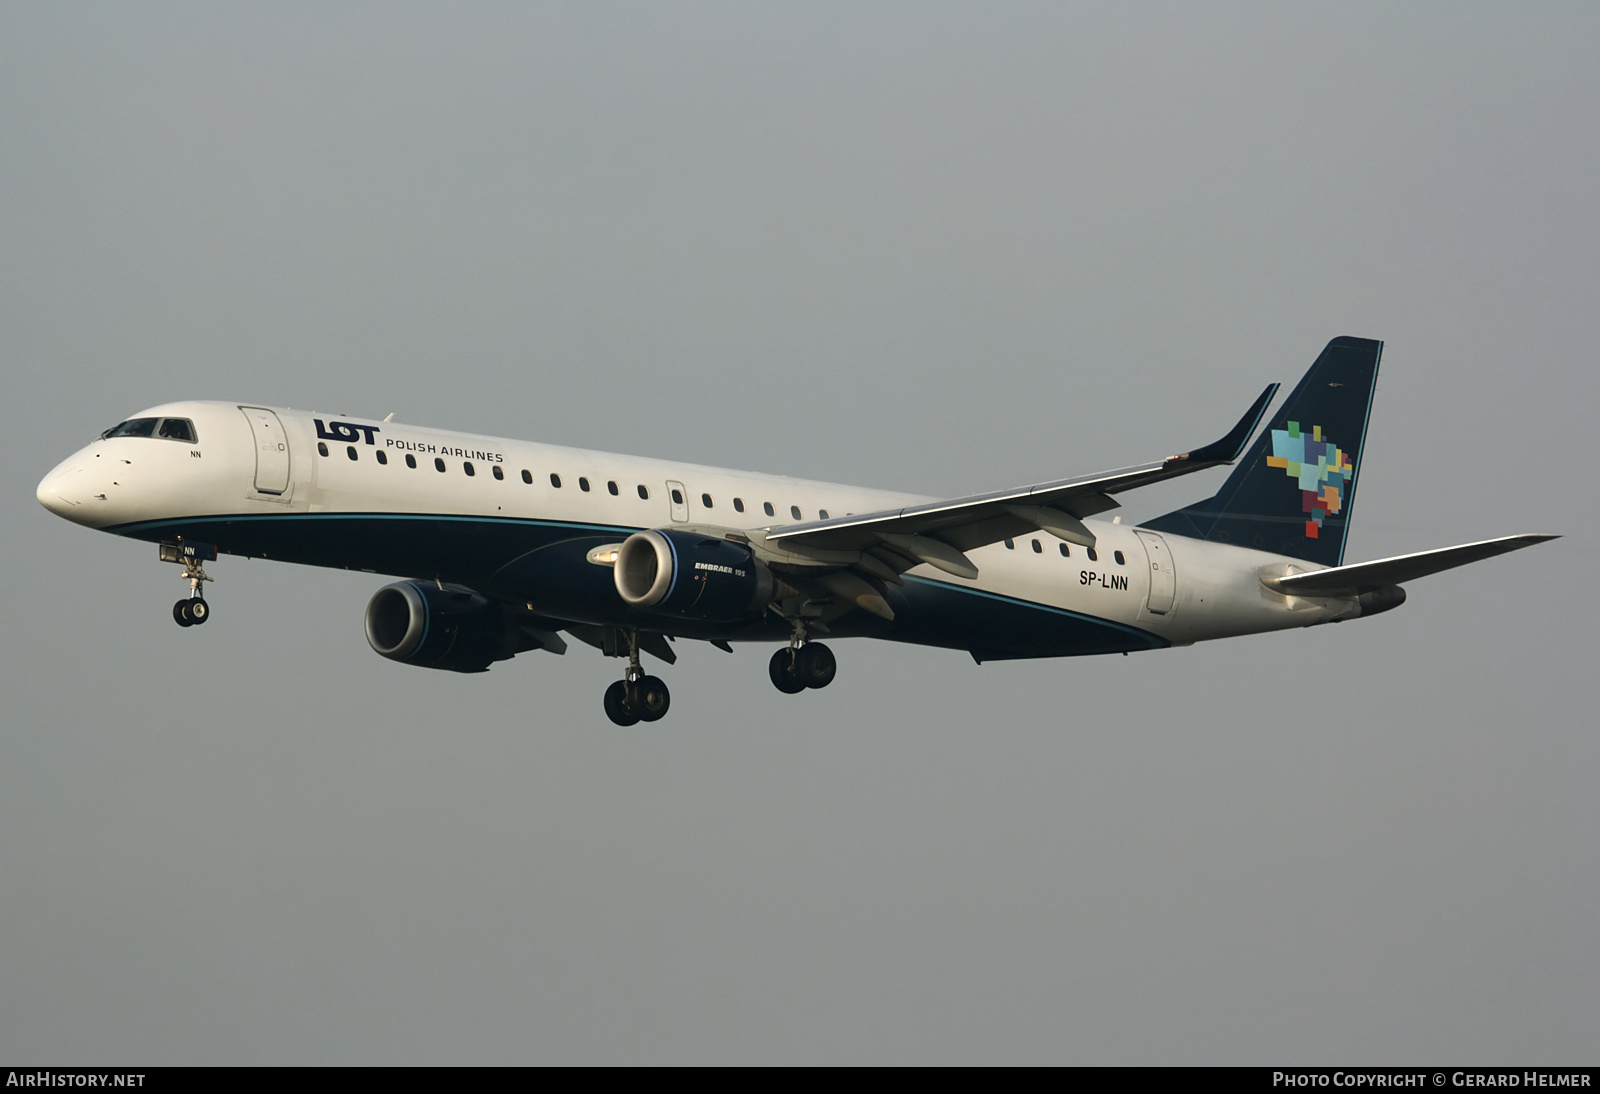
[315,418,380,445]
[1265,422,1353,539]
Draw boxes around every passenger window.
[579,477,590,492]
[550,473,561,488]
[701,493,713,508]
[491,464,502,480]
[733,498,745,513]
[763,502,775,517]
[521,469,532,484]
[317,442,329,457]
[347,446,358,460]
[637,485,649,500]
[435,458,446,473]
[819,509,829,519]
[157,418,196,442]
[464,462,475,476]
[1087,548,1098,562]
[607,481,619,496]
[376,451,387,465]
[671,488,684,505]
[406,454,417,469]
[1004,538,1015,549]
[1059,543,1070,558]
[790,505,802,520]
[1114,551,1125,565]
[1031,539,1042,553]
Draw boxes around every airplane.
[35,336,1555,725]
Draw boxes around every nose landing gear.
[160,540,215,628]
[603,628,672,726]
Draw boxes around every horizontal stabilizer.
[1265,534,1559,597]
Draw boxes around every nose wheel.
[172,598,210,627]
[603,629,672,725]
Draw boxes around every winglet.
[1164,383,1279,467]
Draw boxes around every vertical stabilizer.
[1140,337,1382,567]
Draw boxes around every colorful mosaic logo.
[1266,422,1353,538]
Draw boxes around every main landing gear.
[769,618,837,694]
[596,620,838,724]
[162,541,215,628]
[603,629,671,726]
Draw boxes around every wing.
[763,381,1280,580]
[1264,534,1559,597]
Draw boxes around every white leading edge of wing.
[763,381,1280,573]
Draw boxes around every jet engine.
[364,581,516,672]
[614,529,774,621]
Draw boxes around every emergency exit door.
[666,480,690,523]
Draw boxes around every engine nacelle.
[614,529,774,621]
[364,581,513,673]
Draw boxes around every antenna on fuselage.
[383,413,395,422]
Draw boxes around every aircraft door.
[666,480,690,523]
[1135,530,1176,615]
[239,406,291,495]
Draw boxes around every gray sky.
[2,2,1595,1064]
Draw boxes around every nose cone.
[37,460,85,519]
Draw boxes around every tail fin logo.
[1265,422,1354,539]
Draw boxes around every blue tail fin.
[1140,336,1383,567]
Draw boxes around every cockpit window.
[100,417,199,443]
[157,418,196,443]
[102,418,158,439]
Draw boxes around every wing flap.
[1266,534,1559,597]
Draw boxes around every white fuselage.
[37,401,1358,653]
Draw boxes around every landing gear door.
[1135,530,1176,615]
[239,407,291,495]
[666,480,690,523]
